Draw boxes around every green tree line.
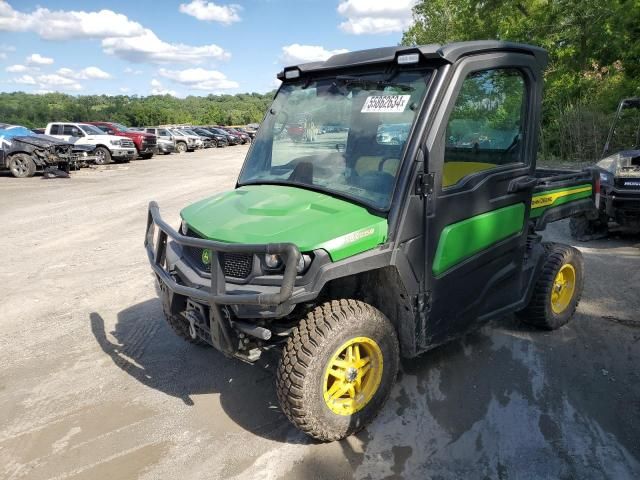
[403,0,640,162]
[0,91,275,128]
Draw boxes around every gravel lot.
[1,147,639,479]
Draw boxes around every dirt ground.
[1,147,639,480]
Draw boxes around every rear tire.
[569,213,608,241]
[8,153,36,178]
[139,153,154,160]
[276,299,399,441]
[517,242,583,330]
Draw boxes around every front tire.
[517,243,584,330]
[8,153,36,178]
[176,142,187,154]
[276,299,399,442]
[94,146,111,165]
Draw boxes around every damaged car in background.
[570,97,640,239]
[0,124,94,178]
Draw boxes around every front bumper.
[145,201,301,353]
[112,148,137,159]
[157,143,175,153]
[603,186,640,218]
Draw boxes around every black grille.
[184,229,253,279]
[221,253,253,278]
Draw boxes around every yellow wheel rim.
[323,337,383,416]
[551,264,576,314]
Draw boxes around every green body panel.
[181,185,388,261]
[432,203,526,276]
[530,184,593,218]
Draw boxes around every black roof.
[277,41,548,80]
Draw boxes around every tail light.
[594,175,601,209]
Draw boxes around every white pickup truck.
[44,122,137,164]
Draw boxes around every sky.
[0,0,417,97]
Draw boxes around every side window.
[63,125,82,136]
[49,124,62,135]
[443,69,526,189]
[96,125,112,134]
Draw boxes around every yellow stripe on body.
[531,185,592,209]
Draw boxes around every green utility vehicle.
[145,41,597,441]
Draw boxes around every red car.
[88,122,157,159]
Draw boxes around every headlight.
[264,254,281,269]
[180,219,188,235]
[600,172,611,183]
[110,139,122,146]
[264,253,311,273]
[297,254,311,273]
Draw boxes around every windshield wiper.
[334,75,413,92]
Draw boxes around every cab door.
[423,53,543,347]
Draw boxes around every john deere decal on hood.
[180,185,388,261]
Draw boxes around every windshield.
[606,101,640,155]
[171,129,185,137]
[80,124,107,135]
[238,70,430,210]
[112,122,130,132]
[0,126,34,138]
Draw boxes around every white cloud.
[80,66,111,79]
[6,64,27,73]
[124,67,143,75]
[12,74,36,85]
[119,87,130,93]
[26,53,54,65]
[102,28,230,64]
[11,72,82,91]
[35,73,82,91]
[150,79,177,96]
[0,2,229,66]
[179,0,241,25]
[280,44,349,65]
[57,66,111,80]
[337,0,417,35]
[0,43,13,59]
[0,1,144,40]
[158,67,239,91]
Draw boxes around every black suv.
[193,128,228,148]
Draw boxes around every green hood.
[181,185,388,261]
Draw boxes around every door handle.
[508,176,538,193]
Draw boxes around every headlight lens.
[110,139,122,146]
[180,219,188,235]
[297,254,311,273]
[264,253,311,273]
[264,254,281,269]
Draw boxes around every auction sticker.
[361,95,411,113]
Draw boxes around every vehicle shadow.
[90,299,308,445]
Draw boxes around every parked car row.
[1,120,257,178]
